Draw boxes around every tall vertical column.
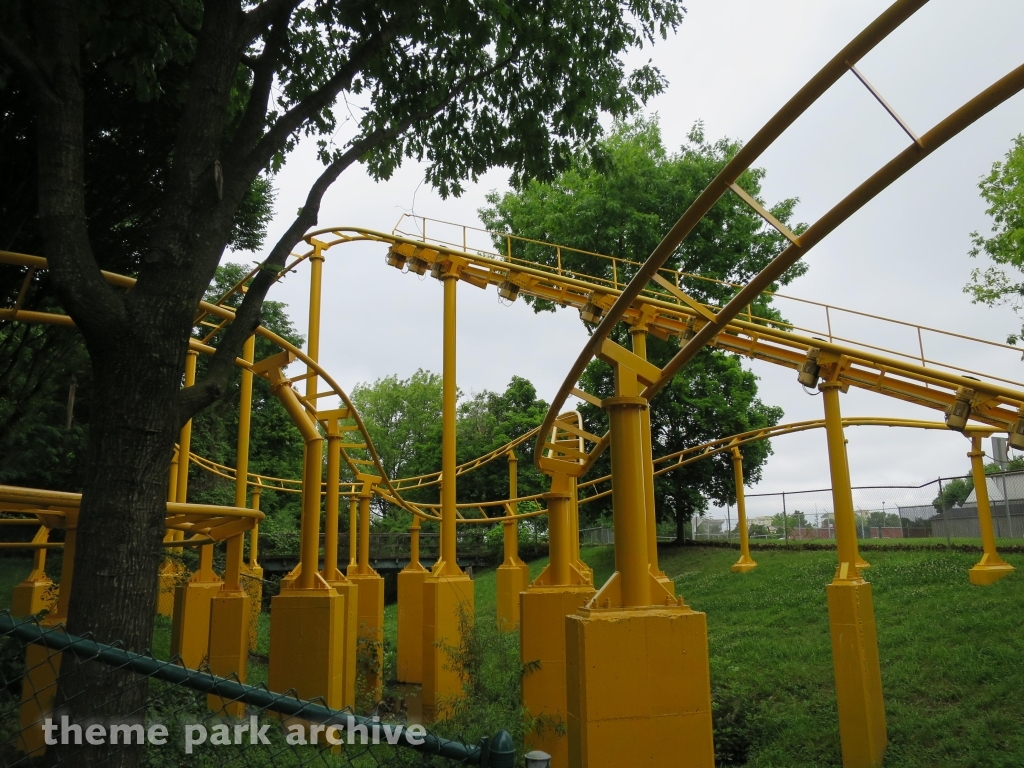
[422,269,474,722]
[11,527,53,617]
[496,450,531,630]
[171,350,224,669]
[267,361,352,710]
[397,517,428,682]
[521,472,594,767]
[730,446,757,573]
[630,327,673,593]
[319,412,359,706]
[208,336,256,714]
[247,485,263,652]
[347,497,359,572]
[348,489,385,702]
[18,511,78,756]
[157,448,182,617]
[967,434,1015,585]
[566,342,713,768]
[821,380,887,768]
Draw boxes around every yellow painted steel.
[821,380,887,767]
[349,491,385,702]
[5,5,1024,760]
[729,446,757,573]
[967,435,1016,585]
[171,350,225,670]
[631,327,674,593]
[521,471,595,766]
[422,268,474,721]
[246,484,264,653]
[496,451,530,630]
[17,508,77,757]
[11,527,54,617]
[397,518,428,683]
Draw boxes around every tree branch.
[242,0,302,43]
[161,0,200,38]
[238,17,406,180]
[178,154,349,422]
[226,8,293,162]
[181,44,523,421]
[0,27,57,102]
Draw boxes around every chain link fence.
[0,612,513,768]
[689,470,1024,542]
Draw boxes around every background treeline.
[2,116,804,548]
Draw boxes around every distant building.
[930,469,1024,538]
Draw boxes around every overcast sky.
[226,0,1024,516]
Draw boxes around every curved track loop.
[525,0,1024,476]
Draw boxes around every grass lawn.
[5,543,1022,767]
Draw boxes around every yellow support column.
[521,472,595,767]
[730,446,757,573]
[265,355,351,710]
[319,412,359,708]
[397,517,428,683]
[566,341,713,768]
[246,485,264,652]
[349,490,385,703]
[422,268,474,722]
[18,511,77,757]
[967,434,1015,585]
[821,379,886,768]
[208,333,258,715]
[496,450,531,630]
[11,527,55,617]
[569,477,593,584]
[347,497,359,572]
[157,448,184,617]
[631,327,673,593]
[170,350,224,668]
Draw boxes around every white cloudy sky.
[227,0,1024,513]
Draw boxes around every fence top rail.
[0,611,514,767]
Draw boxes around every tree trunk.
[53,331,186,767]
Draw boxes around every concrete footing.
[171,579,223,669]
[268,587,352,709]
[495,561,531,631]
[521,585,595,766]
[566,603,715,768]
[421,573,474,722]
[397,567,428,683]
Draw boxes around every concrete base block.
[422,574,474,722]
[11,578,55,618]
[397,567,428,683]
[171,579,223,669]
[268,588,350,709]
[207,591,251,717]
[17,641,60,757]
[566,604,715,768]
[521,585,596,767]
[328,579,360,709]
[496,562,531,631]
[827,578,887,768]
[349,572,385,702]
[157,560,185,617]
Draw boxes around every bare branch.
[0,27,57,101]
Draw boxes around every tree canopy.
[965,133,1024,343]
[0,0,688,676]
[480,117,799,537]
